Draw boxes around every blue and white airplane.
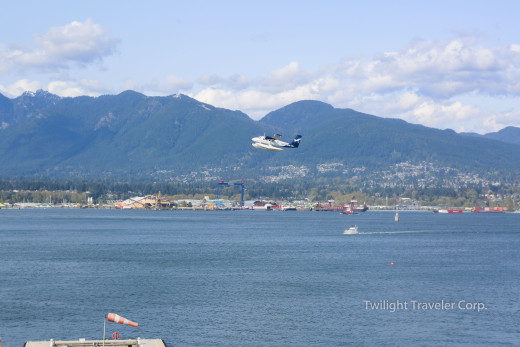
[251,134,302,152]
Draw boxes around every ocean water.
[1,209,519,346]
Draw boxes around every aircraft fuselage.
[251,134,301,152]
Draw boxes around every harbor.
[2,209,519,346]
[1,177,518,212]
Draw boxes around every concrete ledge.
[24,339,166,347]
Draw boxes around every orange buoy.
[112,332,120,339]
[107,313,138,327]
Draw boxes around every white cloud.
[482,108,520,132]
[3,31,520,134]
[195,74,341,119]
[194,38,520,133]
[1,19,119,72]
[76,79,110,95]
[268,61,304,82]
[412,101,482,131]
[47,79,113,97]
[0,78,115,98]
[265,61,312,93]
[352,38,520,99]
[47,81,86,97]
[122,79,138,92]
[0,79,42,96]
[337,39,520,132]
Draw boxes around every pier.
[24,338,166,347]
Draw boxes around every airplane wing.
[265,134,282,140]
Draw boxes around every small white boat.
[343,225,359,234]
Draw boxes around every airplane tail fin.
[289,135,302,148]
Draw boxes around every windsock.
[107,313,138,327]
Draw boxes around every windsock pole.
[103,312,138,346]
[103,314,106,347]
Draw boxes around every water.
[1,209,519,346]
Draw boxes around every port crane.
[217,179,245,206]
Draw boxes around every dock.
[24,338,166,347]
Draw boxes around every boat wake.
[345,230,427,235]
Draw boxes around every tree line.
[0,179,518,210]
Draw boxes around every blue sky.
[1,0,520,133]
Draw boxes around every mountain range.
[1,90,519,183]
[460,126,520,145]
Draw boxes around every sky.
[1,0,520,134]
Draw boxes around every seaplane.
[251,134,302,152]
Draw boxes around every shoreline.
[1,204,516,213]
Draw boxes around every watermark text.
[364,300,487,312]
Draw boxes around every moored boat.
[433,209,463,213]
[348,200,368,212]
[318,199,368,213]
[471,206,505,213]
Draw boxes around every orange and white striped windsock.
[107,313,138,327]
